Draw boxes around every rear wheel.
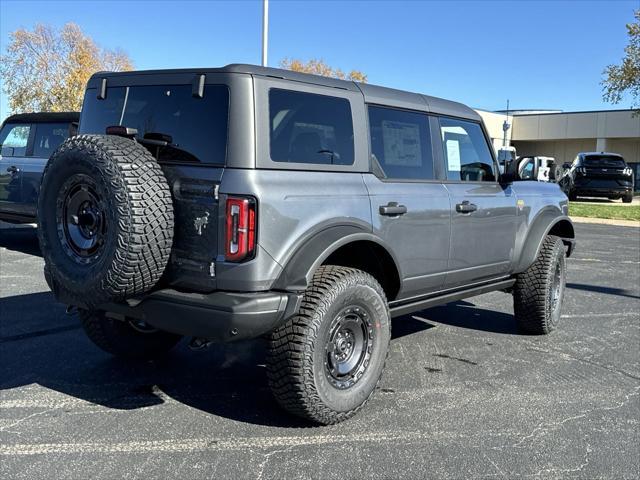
[622,193,633,203]
[267,266,391,424]
[513,235,566,334]
[79,309,181,359]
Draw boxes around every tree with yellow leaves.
[280,58,367,83]
[0,23,133,113]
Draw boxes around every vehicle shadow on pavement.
[0,225,41,257]
[0,292,517,428]
[411,300,519,334]
[567,282,640,300]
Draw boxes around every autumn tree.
[602,10,640,110]
[0,23,133,113]
[280,58,367,83]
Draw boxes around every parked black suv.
[0,112,79,223]
[560,152,634,203]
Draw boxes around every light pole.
[262,0,269,67]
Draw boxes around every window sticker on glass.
[446,139,461,171]
[381,120,422,166]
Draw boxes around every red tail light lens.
[225,196,256,262]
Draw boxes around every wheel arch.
[272,226,403,301]
[514,212,575,274]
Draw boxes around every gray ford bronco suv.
[37,65,575,424]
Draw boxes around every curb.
[570,216,640,228]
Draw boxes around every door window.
[368,106,433,180]
[519,158,535,180]
[269,89,354,165]
[439,118,496,182]
[33,123,70,158]
[0,124,31,157]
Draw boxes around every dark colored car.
[0,112,79,223]
[560,152,634,203]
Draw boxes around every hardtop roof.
[2,111,79,126]
[87,64,481,121]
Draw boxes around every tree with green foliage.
[602,10,640,111]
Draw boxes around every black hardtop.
[1,112,79,127]
[86,64,481,122]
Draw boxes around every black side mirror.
[562,162,572,169]
[499,172,517,184]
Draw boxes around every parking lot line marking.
[561,312,639,319]
[0,431,435,456]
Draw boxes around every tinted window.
[519,158,535,180]
[80,85,229,164]
[439,118,496,182]
[368,106,433,180]
[0,124,30,157]
[269,89,354,165]
[584,156,626,168]
[33,123,70,158]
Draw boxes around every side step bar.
[389,278,516,318]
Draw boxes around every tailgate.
[160,164,223,292]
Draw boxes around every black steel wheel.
[267,266,391,425]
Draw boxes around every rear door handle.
[455,201,477,214]
[379,202,407,216]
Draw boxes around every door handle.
[6,166,19,175]
[455,201,477,214]
[379,202,408,216]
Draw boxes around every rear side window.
[80,85,229,165]
[368,106,433,180]
[439,118,496,182]
[0,124,30,157]
[33,123,70,158]
[269,89,354,165]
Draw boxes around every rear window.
[33,123,70,158]
[80,84,229,164]
[269,89,354,165]
[584,156,626,168]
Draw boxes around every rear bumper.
[103,289,302,342]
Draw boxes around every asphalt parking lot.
[1,222,638,479]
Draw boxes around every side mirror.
[562,162,572,169]
[499,172,517,184]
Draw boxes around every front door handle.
[455,201,477,214]
[379,202,408,216]
[6,165,19,175]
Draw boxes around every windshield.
[79,84,229,164]
[584,155,625,168]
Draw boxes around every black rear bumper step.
[389,278,516,318]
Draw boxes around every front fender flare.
[514,212,574,274]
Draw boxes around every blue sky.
[0,0,637,118]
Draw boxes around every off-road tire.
[37,135,174,308]
[622,193,633,203]
[267,266,391,425]
[513,235,566,334]
[79,309,181,359]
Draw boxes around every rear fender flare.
[272,225,403,292]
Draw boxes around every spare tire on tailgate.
[37,134,174,308]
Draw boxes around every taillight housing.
[225,196,257,262]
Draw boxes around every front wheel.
[513,235,566,334]
[267,266,391,424]
[79,309,182,359]
[622,193,633,203]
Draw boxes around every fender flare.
[514,211,574,274]
[271,225,403,292]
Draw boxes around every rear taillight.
[225,196,257,262]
